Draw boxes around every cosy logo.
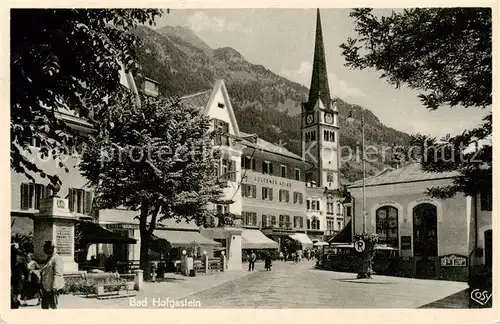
[470,289,492,306]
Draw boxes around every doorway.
[413,203,438,278]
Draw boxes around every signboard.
[105,223,138,230]
[55,225,72,256]
[252,176,292,188]
[354,240,366,253]
[401,236,412,250]
[440,254,467,267]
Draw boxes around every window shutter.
[262,161,266,173]
[68,188,74,212]
[279,190,282,202]
[230,159,236,181]
[270,163,273,174]
[262,187,265,200]
[20,183,30,210]
[271,216,276,226]
[84,191,93,216]
[300,193,303,204]
[251,158,256,170]
[269,189,273,201]
[252,185,256,198]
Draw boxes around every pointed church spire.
[307,8,331,111]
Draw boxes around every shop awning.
[76,221,137,244]
[241,229,279,250]
[329,220,352,243]
[289,233,314,246]
[153,230,221,247]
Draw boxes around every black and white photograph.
[7,5,494,314]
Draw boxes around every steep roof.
[306,9,331,111]
[348,163,460,188]
[179,90,212,109]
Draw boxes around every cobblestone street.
[45,259,468,309]
[186,260,467,308]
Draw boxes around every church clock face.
[324,113,333,124]
[306,114,314,125]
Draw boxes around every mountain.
[134,25,411,183]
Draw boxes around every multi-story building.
[239,132,312,249]
[301,9,344,242]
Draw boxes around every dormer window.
[217,102,225,109]
[144,78,159,97]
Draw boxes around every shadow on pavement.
[335,278,396,285]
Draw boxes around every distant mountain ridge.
[134,25,411,182]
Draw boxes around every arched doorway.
[375,206,399,248]
[413,203,438,278]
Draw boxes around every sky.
[153,8,490,138]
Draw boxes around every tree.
[340,8,492,198]
[79,93,225,274]
[11,9,163,187]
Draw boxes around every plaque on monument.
[55,225,73,256]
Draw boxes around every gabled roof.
[179,80,241,138]
[348,163,460,188]
[240,131,304,161]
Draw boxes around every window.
[68,188,94,215]
[295,168,301,181]
[327,219,335,233]
[20,183,51,210]
[337,221,342,229]
[242,184,257,198]
[279,215,290,228]
[327,196,334,214]
[311,218,320,230]
[243,212,257,226]
[217,102,225,109]
[307,219,311,230]
[376,206,399,247]
[214,119,230,146]
[262,187,273,201]
[306,200,311,210]
[481,189,492,211]
[242,156,256,170]
[280,165,287,178]
[293,192,303,204]
[346,206,352,217]
[216,204,230,215]
[293,216,304,228]
[305,172,313,183]
[326,172,334,183]
[311,200,320,211]
[221,158,236,182]
[279,190,290,203]
[337,203,342,214]
[262,161,273,175]
[311,131,316,141]
[330,131,335,142]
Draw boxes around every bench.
[81,272,136,299]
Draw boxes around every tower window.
[280,165,287,178]
[217,102,225,108]
[327,172,334,183]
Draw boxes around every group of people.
[279,248,318,263]
[246,250,273,271]
[11,240,65,309]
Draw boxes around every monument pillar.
[33,197,79,273]
[225,227,243,271]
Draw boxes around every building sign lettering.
[378,200,397,206]
[416,198,434,203]
[55,225,72,256]
[105,223,137,230]
[440,254,467,267]
[252,176,292,188]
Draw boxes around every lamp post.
[347,109,366,233]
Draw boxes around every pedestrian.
[40,241,65,309]
[279,251,284,262]
[22,253,41,306]
[264,252,272,271]
[248,250,257,271]
[11,244,28,308]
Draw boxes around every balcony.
[204,213,243,228]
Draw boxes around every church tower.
[302,9,340,191]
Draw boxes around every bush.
[62,275,130,295]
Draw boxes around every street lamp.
[347,109,366,233]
